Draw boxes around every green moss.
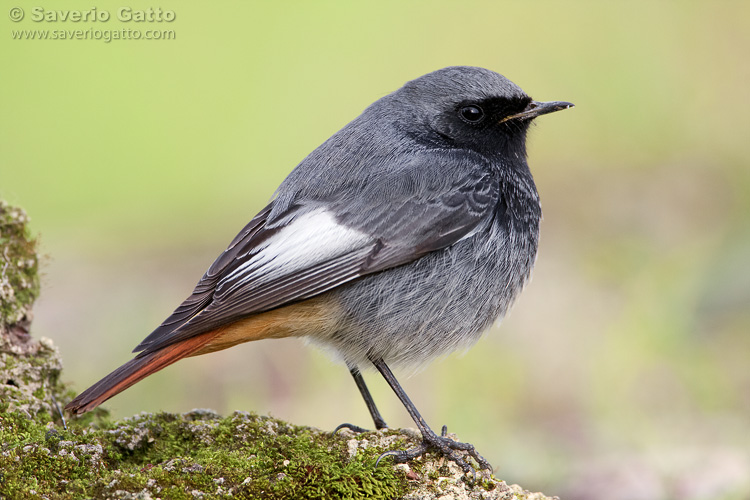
[0,201,39,326]
[0,408,411,499]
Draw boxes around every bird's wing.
[134,159,499,355]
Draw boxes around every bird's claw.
[375,425,492,478]
[333,422,370,434]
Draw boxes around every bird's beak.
[499,100,574,124]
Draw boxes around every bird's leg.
[370,357,492,475]
[334,363,389,434]
[350,364,389,430]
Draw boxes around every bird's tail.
[64,330,221,415]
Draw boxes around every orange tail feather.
[65,297,336,415]
[65,330,221,415]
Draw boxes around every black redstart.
[66,66,573,473]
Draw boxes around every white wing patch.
[217,208,372,296]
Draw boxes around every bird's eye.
[459,105,484,123]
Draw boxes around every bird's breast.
[317,197,540,367]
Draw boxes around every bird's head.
[388,66,573,159]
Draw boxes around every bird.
[65,66,573,473]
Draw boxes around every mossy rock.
[1,403,557,499]
[0,201,558,500]
[0,201,40,331]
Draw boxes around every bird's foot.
[376,425,492,476]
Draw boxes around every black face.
[431,95,534,155]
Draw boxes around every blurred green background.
[2,1,749,498]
